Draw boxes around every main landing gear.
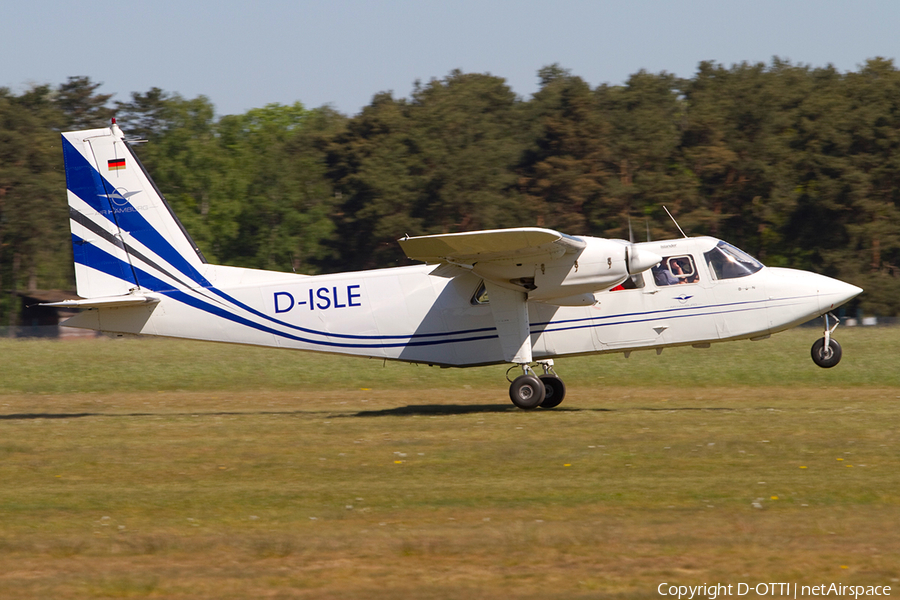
[811,313,843,368]
[507,360,567,410]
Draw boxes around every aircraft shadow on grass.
[348,404,522,417]
[0,407,535,420]
[345,405,742,417]
[0,412,99,420]
[0,410,325,420]
[346,404,610,417]
[0,406,738,421]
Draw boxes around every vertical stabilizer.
[62,122,208,298]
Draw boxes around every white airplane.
[45,121,863,409]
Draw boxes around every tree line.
[2,59,899,325]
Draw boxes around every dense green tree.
[405,70,527,233]
[325,71,527,270]
[4,61,900,323]
[118,92,342,273]
[323,92,421,270]
[595,69,689,240]
[518,65,611,234]
[823,58,900,314]
[116,92,225,260]
[216,102,343,272]
[55,76,115,130]
[0,85,69,326]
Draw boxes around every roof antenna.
[663,206,688,239]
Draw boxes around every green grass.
[1,326,898,394]
[0,328,898,598]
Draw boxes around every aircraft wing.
[398,227,585,266]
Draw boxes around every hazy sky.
[3,0,898,117]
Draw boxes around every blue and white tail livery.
[49,122,863,409]
[62,120,208,301]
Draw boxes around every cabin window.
[472,282,490,305]
[652,255,699,286]
[704,241,764,280]
[610,273,645,291]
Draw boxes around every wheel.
[539,375,566,408]
[811,337,842,368]
[509,374,545,409]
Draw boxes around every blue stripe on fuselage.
[71,236,804,349]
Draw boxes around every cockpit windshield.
[704,241,764,280]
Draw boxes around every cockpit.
[613,238,766,291]
[703,241,764,280]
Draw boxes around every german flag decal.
[108,158,126,171]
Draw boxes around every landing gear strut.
[507,361,567,410]
[811,313,843,368]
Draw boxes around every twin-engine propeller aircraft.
[46,121,863,409]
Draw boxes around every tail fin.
[62,121,208,298]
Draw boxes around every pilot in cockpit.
[653,263,680,286]
[654,257,697,286]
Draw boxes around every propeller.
[626,245,662,275]
[624,215,661,275]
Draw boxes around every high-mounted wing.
[399,227,661,376]
[398,227,585,266]
[399,227,659,305]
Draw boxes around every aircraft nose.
[818,276,863,312]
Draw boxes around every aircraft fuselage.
[67,236,860,367]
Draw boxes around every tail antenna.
[662,206,688,239]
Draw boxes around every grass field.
[1,328,898,599]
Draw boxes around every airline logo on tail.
[105,188,141,206]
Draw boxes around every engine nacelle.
[471,237,661,301]
[527,237,630,301]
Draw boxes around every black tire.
[539,375,566,408]
[509,374,545,409]
[811,337,842,368]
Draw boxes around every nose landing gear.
[811,313,843,368]
[507,361,567,409]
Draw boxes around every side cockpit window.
[704,241,764,280]
[652,255,699,286]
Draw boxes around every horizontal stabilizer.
[399,227,585,265]
[38,294,160,309]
